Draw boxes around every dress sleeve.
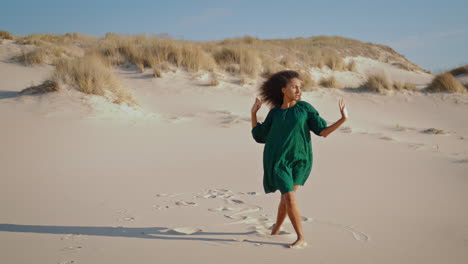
[307,108,327,136]
[251,109,274,144]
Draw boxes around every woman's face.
[281,77,302,101]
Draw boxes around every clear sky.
[2,0,467,72]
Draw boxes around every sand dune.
[1,42,468,264]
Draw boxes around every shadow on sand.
[0,91,19,99]
[0,223,287,247]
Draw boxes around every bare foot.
[288,238,308,249]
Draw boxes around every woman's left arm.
[319,98,348,138]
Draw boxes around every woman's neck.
[281,99,297,109]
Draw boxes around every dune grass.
[13,33,424,80]
[52,53,138,105]
[17,52,137,105]
[358,73,392,93]
[357,73,419,94]
[96,34,216,73]
[393,81,418,91]
[425,72,466,93]
[18,80,59,95]
[14,46,70,65]
[298,70,315,90]
[15,33,96,46]
[152,66,162,78]
[319,76,341,88]
[208,72,219,86]
[346,59,357,72]
[11,32,442,100]
[449,64,468,76]
[0,30,14,40]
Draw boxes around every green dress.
[251,100,328,194]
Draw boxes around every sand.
[1,40,467,264]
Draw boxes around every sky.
[1,0,467,72]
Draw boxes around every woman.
[250,70,348,248]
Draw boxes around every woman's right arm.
[251,97,262,128]
[251,112,258,128]
[251,97,274,143]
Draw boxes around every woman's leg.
[271,185,299,235]
[283,186,307,248]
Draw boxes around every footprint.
[60,246,82,251]
[174,201,198,206]
[208,206,239,212]
[313,218,370,242]
[60,234,83,241]
[226,199,245,204]
[301,216,315,222]
[155,193,171,197]
[200,194,218,199]
[226,206,262,217]
[155,193,181,198]
[197,188,234,199]
[116,209,136,222]
[407,143,425,150]
[343,226,369,241]
[226,216,270,225]
[379,136,394,141]
[164,227,203,235]
[152,204,172,210]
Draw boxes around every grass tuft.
[425,72,466,93]
[319,75,341,88]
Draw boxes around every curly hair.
[259,70,301,108]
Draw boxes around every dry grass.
[323,52,346,71]
[153,66,162,78]
[53,53,137,105]
[280,55,295,69]
[136,61,145,73]
[0,30,14,40]
[298,70,315,90]
[15,47,47,65]
[449,65,468,76]
[16,33,96,46]
[259,55,283,78]
[212,46,260,77]
[96,35,215,73]
[14,46,69,65]
[209,72,219,86]
[239,75,248,86]
[18,80,59,95]
[13,33,423,82]
[346,59,357,72]
[357,74,419,93]
[319,76,341,88]
[425,73,466,93]
[393,81,418,91]
[359,73,392,93]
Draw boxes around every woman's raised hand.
[339,98,348,120]
[251,97,262,113]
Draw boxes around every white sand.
[310,56,434,89]
[1,42,468,264]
